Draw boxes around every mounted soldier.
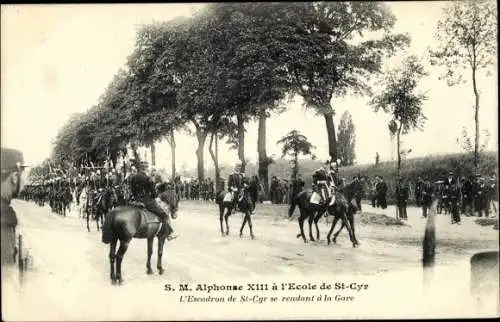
[227,163,244,213]
[129,162,177,241]
[312,158,339,207]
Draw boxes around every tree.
[430,0,497,171]
[370,55,428,171]
[277,130,316,179]
[285,2,410,162]
[337,111,356,166]
[203,3,293,176]
[375,152,380,165]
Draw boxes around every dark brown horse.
[101,188,179,285]
[288,181,359,247]
[215,187,255,239]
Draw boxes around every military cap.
[1,148,28,173]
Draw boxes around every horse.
[323,180,363,245]
[101,188,179,285]
[288,181,359,247]
[215,186,255,239]
[78,187,89,219]
[87,187,118,232]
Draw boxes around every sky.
[1,2,498,173]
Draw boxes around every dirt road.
[2,200,498,320]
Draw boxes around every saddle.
[133,207,162,238]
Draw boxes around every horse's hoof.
[296,234,301,239]
[147,269,154,275]
[251,235,256,240]
[158,268,164,275]
[239,233,243,238]
[117,278,124,286]
[226,231,230,236]
[111,279,117,285]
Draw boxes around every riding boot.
[164,219,177,241]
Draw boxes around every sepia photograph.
[1,1,499,320]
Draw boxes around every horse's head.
[158,188,179,219]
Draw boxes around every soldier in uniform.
[129,162,177,241]
[460,175,474,216]
[415,176,424,207]
[1,148,28,271]
[395,177,409,220]
[227,163,244,213]
[444,171,461,224]
[421,176,434,218]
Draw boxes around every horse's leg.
[332,221,345,243]
[308,212,315,242]
[96,211,100,231]
[115,238,131,285]
[157,235,166,275]
[246,211,255,240]
[224,207,231,236]
[239,212,248,238]
[349,209,359,246]
[146,237,154,275]
[328,216,340,245]
[109,237,118,284]
[340,211,357,248]
[298,210,308,243]
[219,205,225,236]
[314,210,324,241]
[86,209,90,232]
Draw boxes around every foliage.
[429,0,497,86]
[276,130,316,178]
[371,55,428,134]
[337,111,356,166]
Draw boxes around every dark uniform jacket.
[1,198,18,265]
[443,178,460,199]
[228,172,243,191]
[395,183,409,204]
[421,180,434,205]
[130,172,156,200]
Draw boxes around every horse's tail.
[101,210,116,244]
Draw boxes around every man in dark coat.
[444,171,461,224]
[415,176,424,207]
[129,162,177,241]
[376,176,388,209]
[1,148,28,270]
[460,176,474,216]
[421,177,434,218]
[395,177,409,220]
[227,163,244,212]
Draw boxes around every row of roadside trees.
[44,1,495,196]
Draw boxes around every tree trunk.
[472,66,480,171]
[257,110,270,196]
[237,113,246,173]
[194,123,207,182]
[168,129,176,180]
[150,143,156,167]
[397,124,402,171]
[209,131,220,185]
[323,109,338,162]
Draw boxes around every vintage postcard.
[1,2,498,321]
